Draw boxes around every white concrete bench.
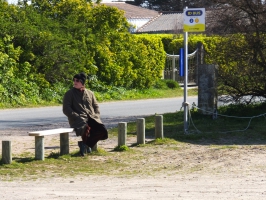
[28,128,74,160]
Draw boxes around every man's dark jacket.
[63,88,103,130]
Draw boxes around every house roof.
[137,11,213,33]
[103,2,160,19]
[103,3,214,34]
[137,12,183,33]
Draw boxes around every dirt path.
[1,123,266,199]
[1,173,266,200]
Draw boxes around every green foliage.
[131,35,166,88]
[0,0,265,107]
[0,1,168,106]
[218,102,266,117]
[114,145,129,152]
[0,36,45,106]
[165,79,180,89]
[158,33,266,99]
[40,82,68,103]
[153,79,169,89]
[153,79,180,89]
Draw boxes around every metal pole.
[183,7,189,133]
[172,52,175,81]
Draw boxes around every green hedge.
[1,1,264,107]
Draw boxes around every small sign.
[179,48,184,77]
[183,8,205,32]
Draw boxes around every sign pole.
[183,8,188,133]
[183,7,205,134]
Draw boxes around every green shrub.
[165,80,180,89]
[153,79,168,89]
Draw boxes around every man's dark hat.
[73,72,86,85]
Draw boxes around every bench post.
[60,132,69,155]
[35,136,44,160]
[2,141,12,164]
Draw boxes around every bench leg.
[60,132,69,155]
[35,136,44,160]
[2,141,12,164]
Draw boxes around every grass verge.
[0,102,265,181]
[0,87,198,109]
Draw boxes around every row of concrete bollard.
[1,115,164,164]
[118,115,163,146]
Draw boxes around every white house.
[102,1,160,33]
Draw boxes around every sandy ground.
[1,173,266,200]
[1,122,266,200]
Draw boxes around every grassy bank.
[95,87,198,102]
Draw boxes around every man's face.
[73,78,83,89]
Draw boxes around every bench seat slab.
[29,128,74,136]
[29,128,74,160]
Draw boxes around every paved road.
[0,97,198,130]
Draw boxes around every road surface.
[0,97,198,130]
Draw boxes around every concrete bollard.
[118,122,127,146]
[155,115,164,139]
[2,141,12,164]
[137,118,145,144]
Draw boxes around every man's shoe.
[86,146,92,153]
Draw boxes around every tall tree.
[208,0,266,102]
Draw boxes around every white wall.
[128,18,151,32]
[7,0,17,4]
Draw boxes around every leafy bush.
[153,79,181,90]
[165,80,180,89]
[2,1,264,107]
[153,79,168,89]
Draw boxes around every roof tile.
[137,13,183,33]
[103,2,160,18]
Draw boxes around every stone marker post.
[198,64,218,115]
